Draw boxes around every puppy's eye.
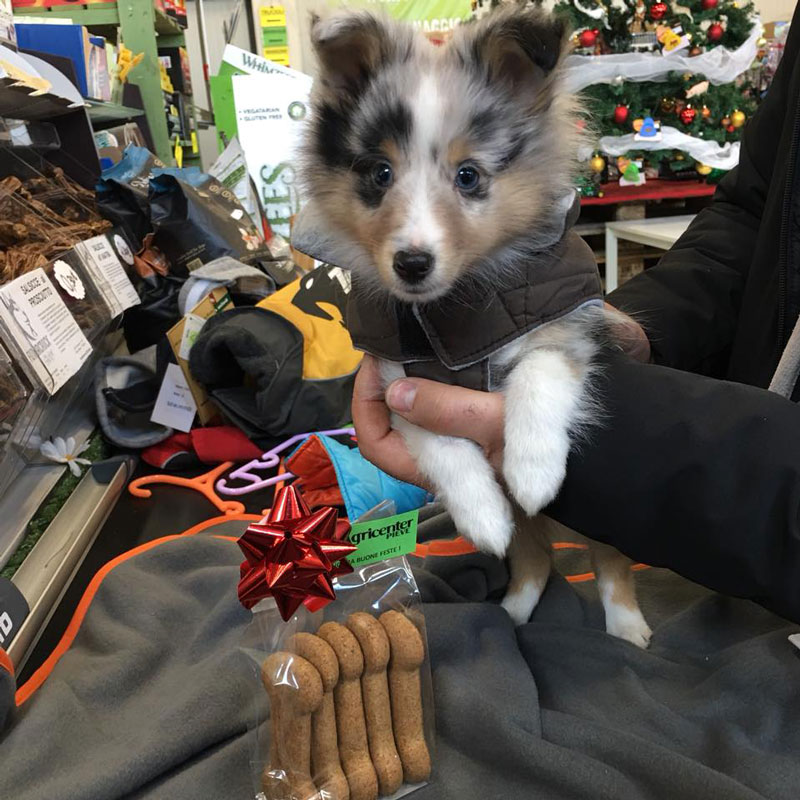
[373,162,394,189]
[455,165,480,193]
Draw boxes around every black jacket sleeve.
[607,19,798,377]
[548,350,800,623]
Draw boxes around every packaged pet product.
[96,146,165,250]
[239,487,434,800]
[149,168,271,277]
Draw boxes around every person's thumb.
[385,377,503,449]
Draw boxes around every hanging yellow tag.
[174,136,183,168]
[191,131,198,154]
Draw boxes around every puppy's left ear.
[310,11,403,102]
[461,8,568,106]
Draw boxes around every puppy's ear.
[311,11,399,100]
[462,8,567,105]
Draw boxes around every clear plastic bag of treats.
[238,487,434,800]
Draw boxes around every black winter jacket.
[549,4,800,623]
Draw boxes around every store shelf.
[16,4,121,27]
[195,106,214,129]
[86,99,144,124]
[154,9,183,35]
[16,0,190,165]
[0,83,81,120]
[581,178,717,206]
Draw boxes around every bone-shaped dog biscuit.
[379,611,432,783]
[289,632,349,800]
[346,612,404,796]
[318,621,379,800]
[261,651,323,800]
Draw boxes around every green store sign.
[349,0,472,33]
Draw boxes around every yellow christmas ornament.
[590,154,606,173]
[632,118,644,132]
[696,163,712,175]
[731,109,746,128]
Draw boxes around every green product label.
[347,510,419,567]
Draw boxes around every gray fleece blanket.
[1,512,799,800]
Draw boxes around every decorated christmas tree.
[551,0,762,187]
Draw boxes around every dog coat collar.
[292,192,603,390]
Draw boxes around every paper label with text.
[75,236,140,317]
[151,362,198,432]
[0,268,91,394]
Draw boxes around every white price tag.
[0,268,91,394]
[75,236,140,317]
[150,362,197,433]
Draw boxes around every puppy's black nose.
[393,250,433,284]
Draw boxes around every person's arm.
[608,12,799,376]
[355,355,800,623]
[548,350,800,622]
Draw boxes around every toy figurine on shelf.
[634,116,662,142]
[618,157,646,186]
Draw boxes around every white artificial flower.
[40,436,91,477]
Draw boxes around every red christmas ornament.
[680,106,697,125]
[701,0,718,8]
[707,22,724,42]
[237,485,357,620]
[578,28,599,47]
[649,2,668,20]
[613,105,629,125]
[727,124,735,133]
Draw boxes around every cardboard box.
[14,23,110,98]
[166,287,233,425]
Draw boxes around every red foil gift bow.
[236,485,356,620]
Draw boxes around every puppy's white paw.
[445,486,514,558]
[502,445,567,518]
[605,603,652,649]
[501,582,544,626]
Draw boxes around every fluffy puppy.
[296,7,651,648]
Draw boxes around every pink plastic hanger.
[215,427,356,496]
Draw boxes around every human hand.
[352,355,504,487]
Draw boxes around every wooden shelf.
[581,179,717,206]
